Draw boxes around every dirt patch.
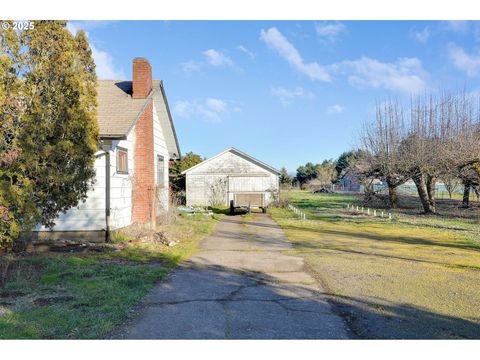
[1,259,42,288]
[0,290,27,298]
[33,295,74,306]
[48,243,116,253]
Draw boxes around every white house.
[182,148,280,211]
[33,58,181,242]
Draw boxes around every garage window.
[117,147,128,174]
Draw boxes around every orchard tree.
[361,100,410,208]
[440,173,461,199]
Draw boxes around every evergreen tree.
[170,152,204,193]
[0,21,99,247]
[296,162,318,185]
[0,22,38,246]
[279,167,292,187]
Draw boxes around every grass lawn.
[0,213,220,339]
[270,190,480,339]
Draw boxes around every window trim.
[157,154,165,187]
[116,147,129,174]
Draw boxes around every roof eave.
[181,147,280,176]
[99,134,128,140]
[159,81,182,159]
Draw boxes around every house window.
[117,147,128,174]
[157,155,165,187]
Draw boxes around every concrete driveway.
[118,213,350,339]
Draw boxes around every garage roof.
[181,147,280,175]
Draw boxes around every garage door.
[228,175,269,192]
[234,193,263,207]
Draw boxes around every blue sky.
[68,20,480,173]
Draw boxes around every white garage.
[182,148,280,211]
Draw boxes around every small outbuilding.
[182,148,280,211]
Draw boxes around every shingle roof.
[97,80,181,159]
[97,80,148,138]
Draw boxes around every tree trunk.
[463,184,471,208]
[447,188,453,199]
[425,175,436,213]
[412,173,434,214]
[388,183,398,209]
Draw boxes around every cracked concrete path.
[118,213,350,339]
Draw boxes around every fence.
[346,203,392,220]
[287,204,307,220]
[361,182,476,198]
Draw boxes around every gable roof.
[152,81,181,159]
[181,147,280,175]
[97,80,181,159]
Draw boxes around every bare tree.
[437,91,480,207]
[207,177,228,207]
[440,173,460,199]
[361,99,409,208]
[361,90,480,213]
[402,91,480,213]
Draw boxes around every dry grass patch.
[271,191,480,339]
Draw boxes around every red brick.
[131,57,155,224]
[132,58,152,99]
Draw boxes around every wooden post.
[373,210,376,216]
[367,208,370,215]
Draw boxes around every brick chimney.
[131,57,155,225]
[132,58,152,99]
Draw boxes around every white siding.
[110,132,134,230]
[33,102,173,235]
[153,102,170,212]
[34,132,135,232]
[185,150,279,207]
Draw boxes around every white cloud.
[206,98,227,113]
[411,27,430,43]
[260,27,331,82]
[315,21,346,41]
[271,86,314,105]
[173,98,239,123]
[259,26,427,94]
[173,100,195,118]
[66,21,125,80]
[445,20,470,34]
[237,45,255,60]
[334,56,427,93]
[447,43,480,77]
[203,49,234,67]
[327,104,346,114]
[90,44,125,79]
[66,22,80,35]
[181,60,201,74]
